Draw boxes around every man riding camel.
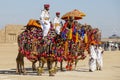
[40,4,51,37]
[53,12,62,35]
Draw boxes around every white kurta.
[96,47,103,69]
[40,9,50,37]
[89,45,97,72]
[53,17,61,35]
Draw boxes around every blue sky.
[0,0,120,37]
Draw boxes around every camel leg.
[60,60,63,71]
[66,62,70,71]
[16,58,19,74]
[21,57,27,75]
[54,61,58,72]
[74,59,78,70]
[49,61,55,76]
[54,61,57,68]
[16,59,22,74]
[37,59,45,76]
[16,52,27,75]
[19,63,22,74]
[47,60,51,70]
[19,55,25,74]
[32,61,37,71]
[47,59,54,76]
[39,60,42,68]
[52,61,58,74]
[70,63,72,70]
[41,62,44,68]
[16,52,21,74]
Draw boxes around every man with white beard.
[89,42,97,72]
[96,44,104,70]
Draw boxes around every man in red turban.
[53,12,62,35]
[40,4,51,37]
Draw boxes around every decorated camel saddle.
[18,19,43,62]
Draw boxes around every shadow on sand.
[75,68,89,72]
[0,68,38,76]
[0,67,89,76]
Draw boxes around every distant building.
[0,24,24,43]
[101,34,120,42]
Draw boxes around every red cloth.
[56,12,60,15]
[61,22,68,31]
[74,56,78,59]
[57,57,62,62]
[72,35,76,42]
[44,4,50,8]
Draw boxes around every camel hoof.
[61,69,66,72]
[16,70,19,74]
[49,74,54,76]
[37,73,42,76]
[23,72,27,75]
[37,67,44,76]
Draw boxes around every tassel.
[68,28,72,40]
[75,32,79,43]
[66,65,69,70]
[84,33,88,43]
[64,41,68,56]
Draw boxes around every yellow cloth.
[44,17,49,20]
[68,28,72,40]
[27,19,41,28]
[55,23,60,27]
[75,32,79,43]
[33,21,41,28]
[84,34,88,43]
[27,19,34,26]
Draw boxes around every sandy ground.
[0,43,120,80]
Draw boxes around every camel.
[16,19,101,76]
[16,29,41,74]
[16,22,59,76]
[37,28,60,76]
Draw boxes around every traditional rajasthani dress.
[96,46,104,70]
[89,45,97,72]
[53,16,62,35]
[40,9,50,37]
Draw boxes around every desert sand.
[0,43,120,80]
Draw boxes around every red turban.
[56,12,60,15]
[44,4,50,8]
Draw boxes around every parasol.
[61,9,86,20]
[72,9,86,17]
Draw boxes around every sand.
[0,43,120,80]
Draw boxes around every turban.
[44,4,50,8]
[56,12,60,15]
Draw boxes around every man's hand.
[44,22,48,25]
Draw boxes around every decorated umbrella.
[72,9,86,17]
[61,9,86,20]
